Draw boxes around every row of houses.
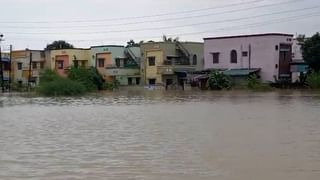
[0,33,306,90]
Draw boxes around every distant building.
[11,50,46,85]
[204,33,294,82]
[90,45,141,86]
[0,52,11,83]
[140,41,204,86]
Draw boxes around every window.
[136,77,140,85]
[32,62,37,69]
[81,61,86,67]
[192,55,197,65]
[149,79,156,85]
[57,60,64,69]
[115,59,121,67]
[17,63,23,70]
[128,77,133,85]
[98,58,105,67]
[40,51,45,58]
[211,53,220,64]
[230,50,237,63]
[148,57,156,66]
[74,60,79,68]
[40,62,45,69]
[242,51,248,57]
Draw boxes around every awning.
[223,68,260,76]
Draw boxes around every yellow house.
[11,50,46,85]
[144,49,164,85]
[48,48,91,77]
[141,41,204,86]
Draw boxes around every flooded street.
[1,90,320,180]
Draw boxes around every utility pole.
[28,52,32,91]
[9,45,12,92]
[0,34,4,93]
[0,42,3,93]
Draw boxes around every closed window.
[192,55,197,65]
[57,60,64,69]
[242,51,248,57]
[98,58,105,67]
[17,63,23,70]
[40,62,45,69]
[148,57,155,66]
[230,50,237,63]
[211,53,220,64]
[32,62,37,69]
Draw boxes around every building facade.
[48,48,91,77]
[0,52,11,82]
[11,50,46,85]
[90,45,141,85]
[204,33,294,82]
[140,41,204,86]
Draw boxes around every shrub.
[37,78,86,96]
[68,67,104,91]
[39,69,60,84]
[247,75,271,91]
[306,71,320,89]
[208,70,232,90]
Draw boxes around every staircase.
[124,47,140,66]
[175,42,190,65]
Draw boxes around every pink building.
[204,33,294,82]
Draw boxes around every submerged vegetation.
[306,71,320,89]
[36,68,114,96]
[207,70,232,90]
[246,75,272,91]
[37,69,86,96]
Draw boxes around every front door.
[279,44,292,80]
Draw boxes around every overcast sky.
[0,0,319,50]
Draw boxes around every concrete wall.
[204,34,293,82]
[292,39,303,61]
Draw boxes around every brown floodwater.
[0,90,320,180]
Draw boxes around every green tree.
[302,32,320,72]
[45,40,74,50]
[126,40,143,47]
[162,35,179,42]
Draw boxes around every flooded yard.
[0,90,320,180]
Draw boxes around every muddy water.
[0,90,320,180]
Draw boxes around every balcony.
[105,67,140,76]
[157,65,196,75]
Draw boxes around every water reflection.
[0,90,320,180]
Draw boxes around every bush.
[39,69,60,84]
[68,67,104,91]
[247,75,271,91]
[306,71,320,89]
[37,78,86,96]
[208,70,232,90]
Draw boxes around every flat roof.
[142,41,203,45]
[90,45,124,48]
[204,33,294,40]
